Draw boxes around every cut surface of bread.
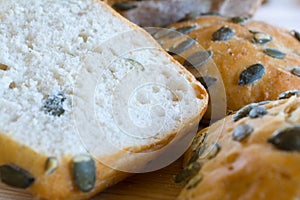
[0,0,208,199]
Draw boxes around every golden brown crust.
[169,16,300,111]
[0,1,208,200]
[179,96,300,200]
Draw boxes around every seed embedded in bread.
[232,124,254,141]
[43,92,66,117]
[45,157,59,175]
[248,106,268,118]
[291,67,300,77]
[0,63,8,71]
[183,50,213,68]
[175,162,202,184]
[230,16,249,24]
[0,164,35,189]
[268,126,300,151]
[263,48,286,59]
[212,26,235,41]
[253,32,272,44]
[72,155,96,193]
[238,64,265,85]
[278,90,300,100]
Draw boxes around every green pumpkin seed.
[112,2,137,11]
[0,64,8,71]
[291,67,300,77]
[0,165,34,189]
[231,16,249,24]
[293,30,300,42]
[72,155,96,193]
[183,50,213,68]
[167,38,195,55]
[191,132,207,151]
[264,48,286,59]
[45,157,58,175]
[232,124,254,141]
[174,162,202,184]
[268,126,300,151]
[188,143,207,165]
[186,173,203,190]
[233,103,258,121]
[196,76,217,89]
[43,92,66,117]
[200,12,220,16]
[278,90,300,100]
[248,106,268,118]
[206,142,221,159]
[176,25,197,35]
[212,26,235,41]
[177,11,201,22]
[253,32,272,44]
[238,64,265,85]
[124,58,144,71]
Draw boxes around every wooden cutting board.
[0,159,184,200]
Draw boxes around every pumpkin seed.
[191,132,207,151]
[253,32,272,44]
[278,90,300,100]
[238,64,265,85]
[177,11,201,22]
[186,173,203,190]
[124,58,145,71]
[293,30,300,42]
[249,106,268,118]
[72,155,96,193]
[0,64,8,71]
[43,92,66,117]
[268,126,300,151]
[231,16,249,24]
[112,2,137,11]
[212,26,235,41]
[249,30,260,34]
[176,25,197,35]
[233,103,258,121]
[188,143,207,165]
[200,12,220,16]
[174,162,202,184]
[291,67,300,77]
[183,50,213,68]
[167,38,195,55]
[232,124,254,141]
[0,165,34,189]
[257,100,272,106]
[45,157,58,175]
[196,76,217,89]
[264,48,286,59]
[152,29,175,39]
[206,142,221,159]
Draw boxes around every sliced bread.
[0,0,208,199]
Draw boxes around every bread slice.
[105,0,263,27]
[0,0,208,199]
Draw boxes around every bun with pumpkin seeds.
[105,0,263,27]
[178,92,300,200]
[0,0,208,199]
[160,15,300,111]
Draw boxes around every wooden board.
[0,159,184,200]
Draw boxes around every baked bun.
[0,0,208,199]
[105,0,262,27]
[161,15,300,111]
[177,92,300,200]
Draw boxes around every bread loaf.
[105,0,263,27]
[178,92,300,200]
[0,0,208,199]
[162,15,300,111]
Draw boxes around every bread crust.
[169,16,300,111]
[0,1,208,199]
[179,96,300,200]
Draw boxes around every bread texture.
[178,93,300,200]
[0,0,208,199]
[163,15,300,111]
[105,0,263,27]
